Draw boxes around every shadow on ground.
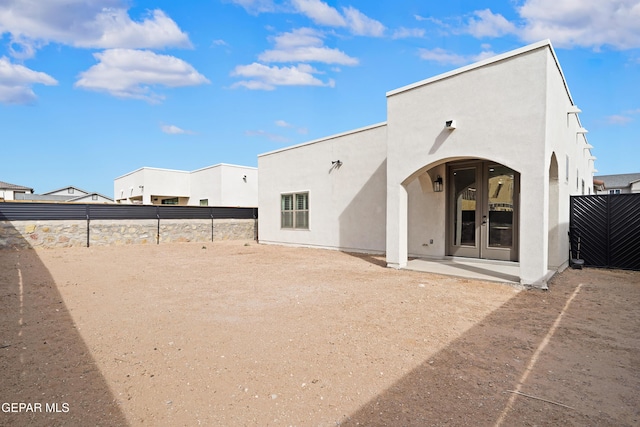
[342,268,640,427]
[0,224,128,426]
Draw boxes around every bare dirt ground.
[1,240,639,426]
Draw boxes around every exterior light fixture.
[445,120,456,130]
[433,175,443,192]
[577,127,588,134]
[567,105,582,114]
[332,160,342,166]
[243,175,247,182]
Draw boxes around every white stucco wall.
[220,165,258,207]
[114,167,190,204]
[543,50,595,269]
[190,165,222,205]
[114,164,258,207]
[386,45,549,280]
[258,123,387,253]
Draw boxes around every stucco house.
[594,173,640,194]
[114,163,258,207]
[0,181,34,201]
[258,40,595,288]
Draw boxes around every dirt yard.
[1,240,638,426]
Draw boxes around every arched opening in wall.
[548,153,561,268]
[404,162,447,258]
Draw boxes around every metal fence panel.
[570,196,609,267]
[88,204,159,220]
[0,202,87,220]
[570,194,640,270]
[0,202,257,221]
[211,207,257,219]
[609,194,640,270]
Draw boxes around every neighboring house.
[17,186,114,203]
[114,163,258,207]
[258,40,595,288]
[0,181,34,201]
[594,173,640,194]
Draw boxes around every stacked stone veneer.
[0,219,256,249]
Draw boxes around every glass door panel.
[487,165,514,248]
[448,161,519,261]
[449,166,480,258]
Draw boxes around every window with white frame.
[281,192,309,229]
[609,189,621,194]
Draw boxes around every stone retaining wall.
[0,218,256,249]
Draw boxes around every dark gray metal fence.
[570,194,640,270]
[0,202,257,221]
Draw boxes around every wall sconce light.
[445,120,456,130]
[567,105,582,114]
[243,175,247,182]
[433,175,443,192]
[577,127,588,134]
[332,160,342,167]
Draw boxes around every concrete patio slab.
[405,257,523,284]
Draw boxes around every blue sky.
[1,0,639,197]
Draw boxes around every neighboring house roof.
[68,193,114,203]
[594,173,640,189]
[0,181,33,192]
[42,186,90,196]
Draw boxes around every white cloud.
[81,9,191,49]
[245,129,290,142]
[418,48,467,66]
[418,47,496,66]
[75,49,209,102]
[258,28,359,65]
[0,56,57,104]
[466,9,516,38]
[259,44,358,64]
[606,115,633,125]
[161,124,195,135]
[605,108,640,125]
[342,6,385,37]
[275,120,293,127]
[462,1,640,50]
[0,1,191,58]
[231,62,334,90]
[229,0,277,14]
[518,0,640,49]
[290,0,346,27]
[392,27,426,39]
[289,0,385,37]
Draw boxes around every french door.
[448,161,519,261]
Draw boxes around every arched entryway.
[446,160,520,261]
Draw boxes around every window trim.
[281,191,309,230]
